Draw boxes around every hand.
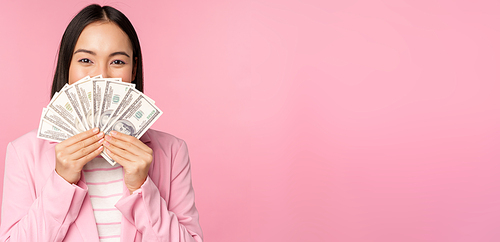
[103,131,153,194]
[55,128,104,184]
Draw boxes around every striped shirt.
[83,157,123,242]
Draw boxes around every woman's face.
[68,21,136,84]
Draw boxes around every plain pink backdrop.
[1,0,500,241]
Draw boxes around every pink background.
[1,0,500,241]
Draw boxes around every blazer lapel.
[121,218,138,242]
[43,142,100,241]
[74,176,100,241]
[119,130,151,241]
[121,178,138,242]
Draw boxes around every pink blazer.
[0,129,203,241]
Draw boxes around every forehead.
[74,21,132,53]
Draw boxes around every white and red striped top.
[83,157,124,242]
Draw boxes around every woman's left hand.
[103,131,153,194]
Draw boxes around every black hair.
[51,4,143,98]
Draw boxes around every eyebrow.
[73,49,130,58]
[109,51,130,58]
[74,49,95,55]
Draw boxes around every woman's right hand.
[55,127,104,184]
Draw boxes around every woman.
[0,4,203,242]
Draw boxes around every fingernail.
[98,138,104,144]
[97,132,104,138]
[98,146,103,151]
[103,141,110,146]
[110,131,117,136]
[93,127,99,133]
[105,135,112,141]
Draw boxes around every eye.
[78,58,93,64]
[111,60,126,65]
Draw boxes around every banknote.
[37,109,72,142]
[103,94,162,138]
[74,78,94,130]
[92,79,107,128]
[98,79,135,130]
[63,84,90,130]
[41,107,77,135]
[102,94,162,165]
[47,85,86,132]
[101,88,142,132]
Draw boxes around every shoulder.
[142,129,188,154]
[6,128,55,170]
[143,129,185,146]
[9,128,54,153]
[143,130,191,176]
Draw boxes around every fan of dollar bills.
[37,75,162,165]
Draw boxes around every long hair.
[51,4,143,98]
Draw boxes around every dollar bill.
[74,78,94,130]
[101,94,162,165]
[98,79,135,130]
[103,94,162,138]
[92,79,106,128]
[64,85,88,130]
[37,109,72,142]
[47,85,86,132]
[101,88,141,132]
[41,108,77,135]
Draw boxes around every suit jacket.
[0,129,203,241]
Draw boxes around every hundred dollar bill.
[101,94,162,165]
[103,94,162,138]
[74,78,94,129]
[101,88,142,131]
[41,108,77,135]
[98,79,135,130]
[93,79,106,128]
[92,77,121,128]
[63,84,89,130]
[37,109,72,142]
[47,85,86,132]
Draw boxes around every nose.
[92,63,108,78]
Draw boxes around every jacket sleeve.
[115,140,203,242]
[0,142,88,242]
